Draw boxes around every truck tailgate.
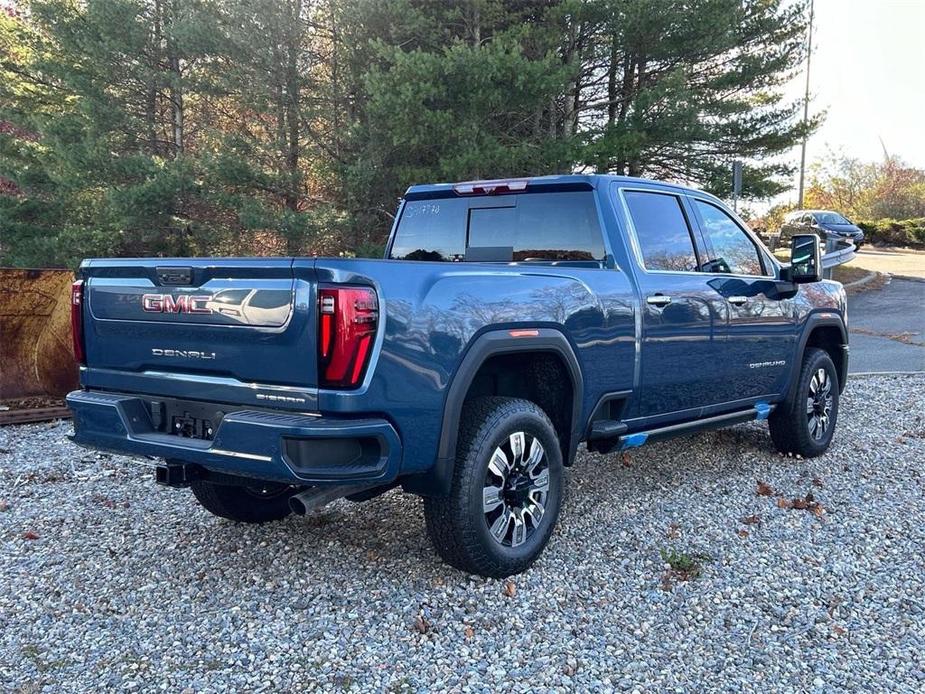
[80,258,319,408]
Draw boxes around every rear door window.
[623,190,699,272]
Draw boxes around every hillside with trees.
[1,0,813,267]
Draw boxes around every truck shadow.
[193,423,787,581]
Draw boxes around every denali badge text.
[255,393,306,404]
[142,293,212,314]
[749,360,786,369]
[151,348,216,360]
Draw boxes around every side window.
[623,191,698,272]
[389,198,468,261]
[467,191,605,262]
[694,200,765,276]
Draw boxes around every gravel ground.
[2,375,924,692]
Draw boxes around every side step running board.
[588,419,628,441]
[588,401,775,455]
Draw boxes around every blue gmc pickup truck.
[67,174,847,577]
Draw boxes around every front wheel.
[769,347,840,457]
[424,396,564,578]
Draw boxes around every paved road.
[852,247,925,280]
[847,277,925,373]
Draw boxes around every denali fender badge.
[151,348,216,360]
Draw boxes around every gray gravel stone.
[1,375,924,691]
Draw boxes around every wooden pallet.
[0,406,72,426]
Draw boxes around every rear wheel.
[424,396,563,578]
[769,347,839,457]
[190,478,295,523]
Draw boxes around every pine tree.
[1,0,817,265]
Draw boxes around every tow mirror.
[787,234,821,283]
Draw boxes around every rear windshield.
[388,191,606,263]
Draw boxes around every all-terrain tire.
[190,479,294,523]
[769,347,839,457]
[423,396,564,578]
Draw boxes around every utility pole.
[797,0,815,208]
[732,161,743,212]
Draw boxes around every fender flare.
[405,328,583,496]
[786,312,849,403]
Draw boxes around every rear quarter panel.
[310,258,637,475]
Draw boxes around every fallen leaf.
[23,530,39,540]
[464,625,475,639]
[0,500,9,512]
[737,529,749,538]
[666,523,681,539]
[812,478,824,488]
[777,498,792,509]
[621,452,632,467]
[741,514,761,525]
[413,614,429,634]
[812,504,826,517]
[791,497,809,510]
[502,581,516,598]
[832,624,846,636]
[756,481,774,496]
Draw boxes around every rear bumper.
[66,390,402,485]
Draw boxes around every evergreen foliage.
[0,0,813,267]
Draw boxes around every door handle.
[646,294,672,306]
[727,295,748,306]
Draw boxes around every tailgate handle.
[157,267,193,286]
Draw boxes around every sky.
[779,0,925,201]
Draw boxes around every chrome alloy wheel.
[807,367,834,441]
[482,432,550,547]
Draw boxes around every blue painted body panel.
[68,174,848,489]
[67,390,400,484]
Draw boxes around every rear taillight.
[71,279,85,365]
[318,286,378,388]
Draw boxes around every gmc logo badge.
[142,293,212,314]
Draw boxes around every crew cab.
[67,175,848,577]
